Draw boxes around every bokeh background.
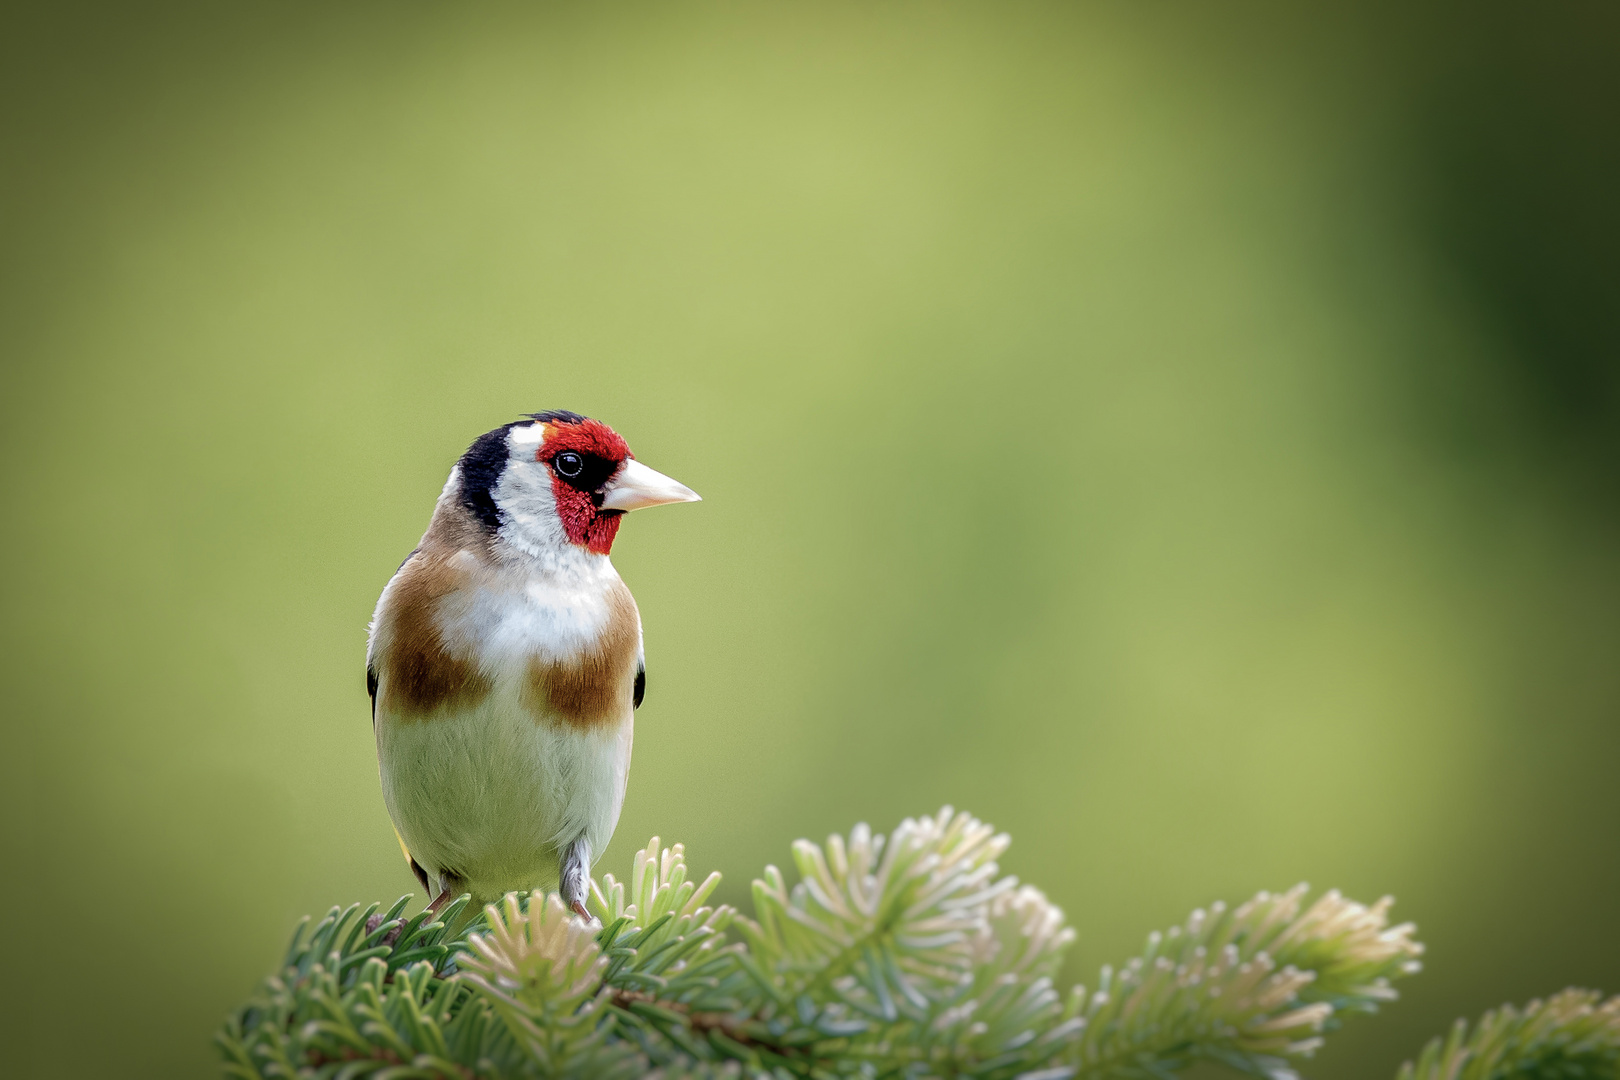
[4,2,1618,1077]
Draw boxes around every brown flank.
[375,499,495,719]
[522,580,640,729]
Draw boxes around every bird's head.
[456,410,700,558]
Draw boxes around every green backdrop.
[4,3,1618,1078]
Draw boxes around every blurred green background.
[4,2,1618,1077]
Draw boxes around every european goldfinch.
[366,411,700,917]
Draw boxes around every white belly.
[376,682,633,900]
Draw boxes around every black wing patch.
[367,663,378,723]
[633,661,645,709]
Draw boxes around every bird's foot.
[423,872,470,928]
[570,899,590,919]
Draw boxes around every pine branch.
[1397,989,1620,1080]
[215,808,1471,1080]
[455,893,638,1077]
[215,894,509,1079]
[726,807,1082,1077]
[588,837,758,1068]
[904,881,1081,1077]
[1060,884,1424,1080]
[740,807,1017,1015]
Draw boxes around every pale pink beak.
[599,458,701,512]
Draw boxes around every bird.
[365,410,700,919]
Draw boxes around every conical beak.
[599,458,702,512]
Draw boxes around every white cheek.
[493,459,569,553]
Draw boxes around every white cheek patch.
[492,458,572,559]
[496,459,557,515]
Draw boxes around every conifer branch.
[1060,885,1423,1080]
[217,808,1610,1080]
[1396,989,1620,1080]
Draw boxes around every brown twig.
[610,989,765,1048]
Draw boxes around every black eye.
[553,451,584,478]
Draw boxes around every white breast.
[374,555,638,900]
[435,548,625,664]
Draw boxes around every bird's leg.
[560,835,593,919]
[428,870,469,917]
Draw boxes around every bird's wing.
[633,656,645,709]
[366,548,415,725]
